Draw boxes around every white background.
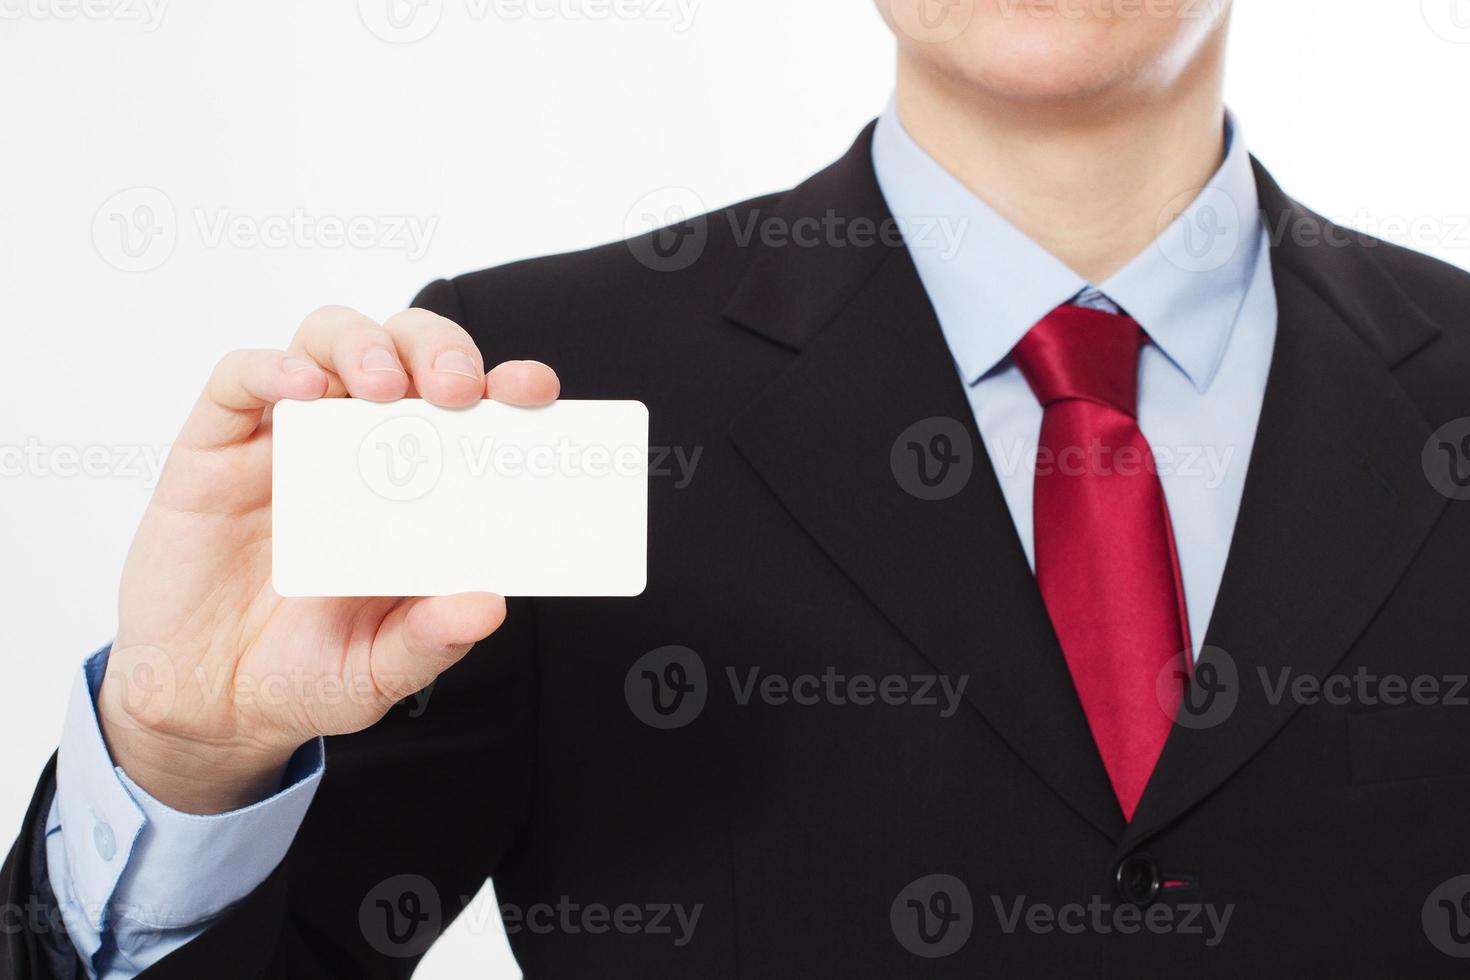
[2,1,1468,975]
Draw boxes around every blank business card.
[272,399,648,597]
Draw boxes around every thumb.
[368,593,507,706]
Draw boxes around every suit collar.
[870,102,1263,395]
[724,124,1444,370]
[721,121,897,352]
[1251,158,1441,366]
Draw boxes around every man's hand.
[98,306,559,814]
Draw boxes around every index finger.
[177,349,329,450]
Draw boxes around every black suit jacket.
[8,123,1470,978]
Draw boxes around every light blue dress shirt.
[48,101,1278,979]
[46,650,324,978]
[871,100,1277,657]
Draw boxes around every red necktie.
[1011,304,1190,821]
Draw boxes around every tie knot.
[1012,305,1144,417]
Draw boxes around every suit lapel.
[721,131,1447,847]
[1122,163,1447,846]
[724,127,1126,840]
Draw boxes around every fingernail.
[434,350,481,379]
[362,347,403,374]
[282,356,316,373]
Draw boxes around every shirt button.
[92,815,116,861]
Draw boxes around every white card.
[271,399,648,597]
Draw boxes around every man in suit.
[8,0,1470,975]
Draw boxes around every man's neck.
[893,41,1228,284]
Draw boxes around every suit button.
[1114,854,1160,907]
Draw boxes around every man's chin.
[898,5,1216,109]
[920,43,1142,112]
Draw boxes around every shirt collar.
[870,98,1262,393]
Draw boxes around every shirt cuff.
[48,646,324,971]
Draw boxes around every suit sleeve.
[0,277,541,978]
